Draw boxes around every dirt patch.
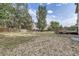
[0,32,38,37]
[0,32,79,56]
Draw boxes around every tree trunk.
[77,4,79,35]
[78,13,79,35]
[18,25,21,32]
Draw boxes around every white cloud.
[56,4,62,6]
[46,14,77,27]
[46,15,59,25]
[56,3,68,7]
[39,3,44,6]
[61,14,77,27]
[47,15,56,18]
[47,10,53,14]
[47,3,52,5]
[52,15,56,18]
[62,3,68,5]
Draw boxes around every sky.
[28,3,77,27]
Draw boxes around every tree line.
[0,3,60,31]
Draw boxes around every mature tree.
[14,3,33,30]
[36,4,47,31]
[20,4,33,30]
[48,21,60,31]
[5,4,16,28]
[0,3,33,31]
[10,3,33,31]
[0,3,13,27]
[67,25,77,31]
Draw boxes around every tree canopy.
[0,3,33,31]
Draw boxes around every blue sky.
[28,3,77,27]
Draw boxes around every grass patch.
[0,36,33,49]
[35,32,54,36]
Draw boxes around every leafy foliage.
[0,3,33,31]
[36,4,47,31]
[48,21,60,31]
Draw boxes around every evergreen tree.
[36,4,47,31]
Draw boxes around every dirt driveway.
[0,32,79,56]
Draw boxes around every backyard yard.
[0,32,79,56]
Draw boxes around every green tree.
[36,4,47,31]
[48,21,60,31]
[5,4,16,29]
[0,3,33,31]
[20,4,33,30]
[0,3,13,27]
[12,3,33,31]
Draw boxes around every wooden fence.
[0,28,9,32]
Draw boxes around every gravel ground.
[0,32,79,56]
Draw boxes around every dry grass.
[0,32,79,56]
[0,32,38,37]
